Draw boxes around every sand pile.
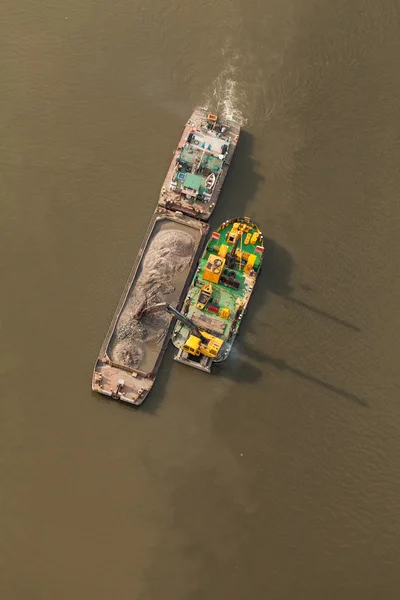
[109,228,195,369]
[112,342,145,368]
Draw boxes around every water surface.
[1,0,400,598]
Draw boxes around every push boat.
[92,108,240,406]
[159,107,240,221]
[170,217,264,373]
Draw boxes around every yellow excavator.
[140,302,224,359]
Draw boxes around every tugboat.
[171,217,264,372]
[159,107,240,221]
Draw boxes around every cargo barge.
[159,107,240,221]
[92,108,240,406]
[92,208,208,405]
[170,217,264,372]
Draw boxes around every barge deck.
[92,208,208,405]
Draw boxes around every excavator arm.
[140,302,203,340]
[141,302,224,360]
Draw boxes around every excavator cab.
[182,331,223,359]
[182,335,202,356]
[198,331,224,358]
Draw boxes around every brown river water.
[1,0,400,598]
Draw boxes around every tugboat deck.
[172,217,264,372]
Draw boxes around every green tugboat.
[170,216,264,372]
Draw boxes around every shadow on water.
[237,339,368,407]
[284,295,361,332]
[227,239,366,406]
[245,238,360,333]
[213,355,263,385]
[211,130,264,228]
[261,237,295,296]
[244,238,294,336]
[140,345,176,415]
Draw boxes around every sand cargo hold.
[92,208,208,405]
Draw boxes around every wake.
[204,44,247,126]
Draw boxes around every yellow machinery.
[244,233,251,245]
[250,231,259,245]
[203,254,225,284]
[218,244,228,258]
[227,223,240,244]
[235,248,243,261]
[219,307,230,319]
[235,248,250,260]
[182,331,224,358]
[244,253,256,275]
[196,283,212,310]
[227,222,250,244]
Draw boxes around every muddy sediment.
[108,228,195,369]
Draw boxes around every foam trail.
[204,44,247,125]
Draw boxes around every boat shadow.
[244,237,361,334]
[234,239,367,406]
[140,345,176,415]
[211,130,264,227]
[236,339,368,407]
[213,354,263,384]
[243,237,294,337]
[284,295,361,332]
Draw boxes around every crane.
[226,229,244,269]
[139,302,224,359]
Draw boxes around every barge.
[92,208,208,405]
[92,108,240,406]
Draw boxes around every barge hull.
[92,207,208,405]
